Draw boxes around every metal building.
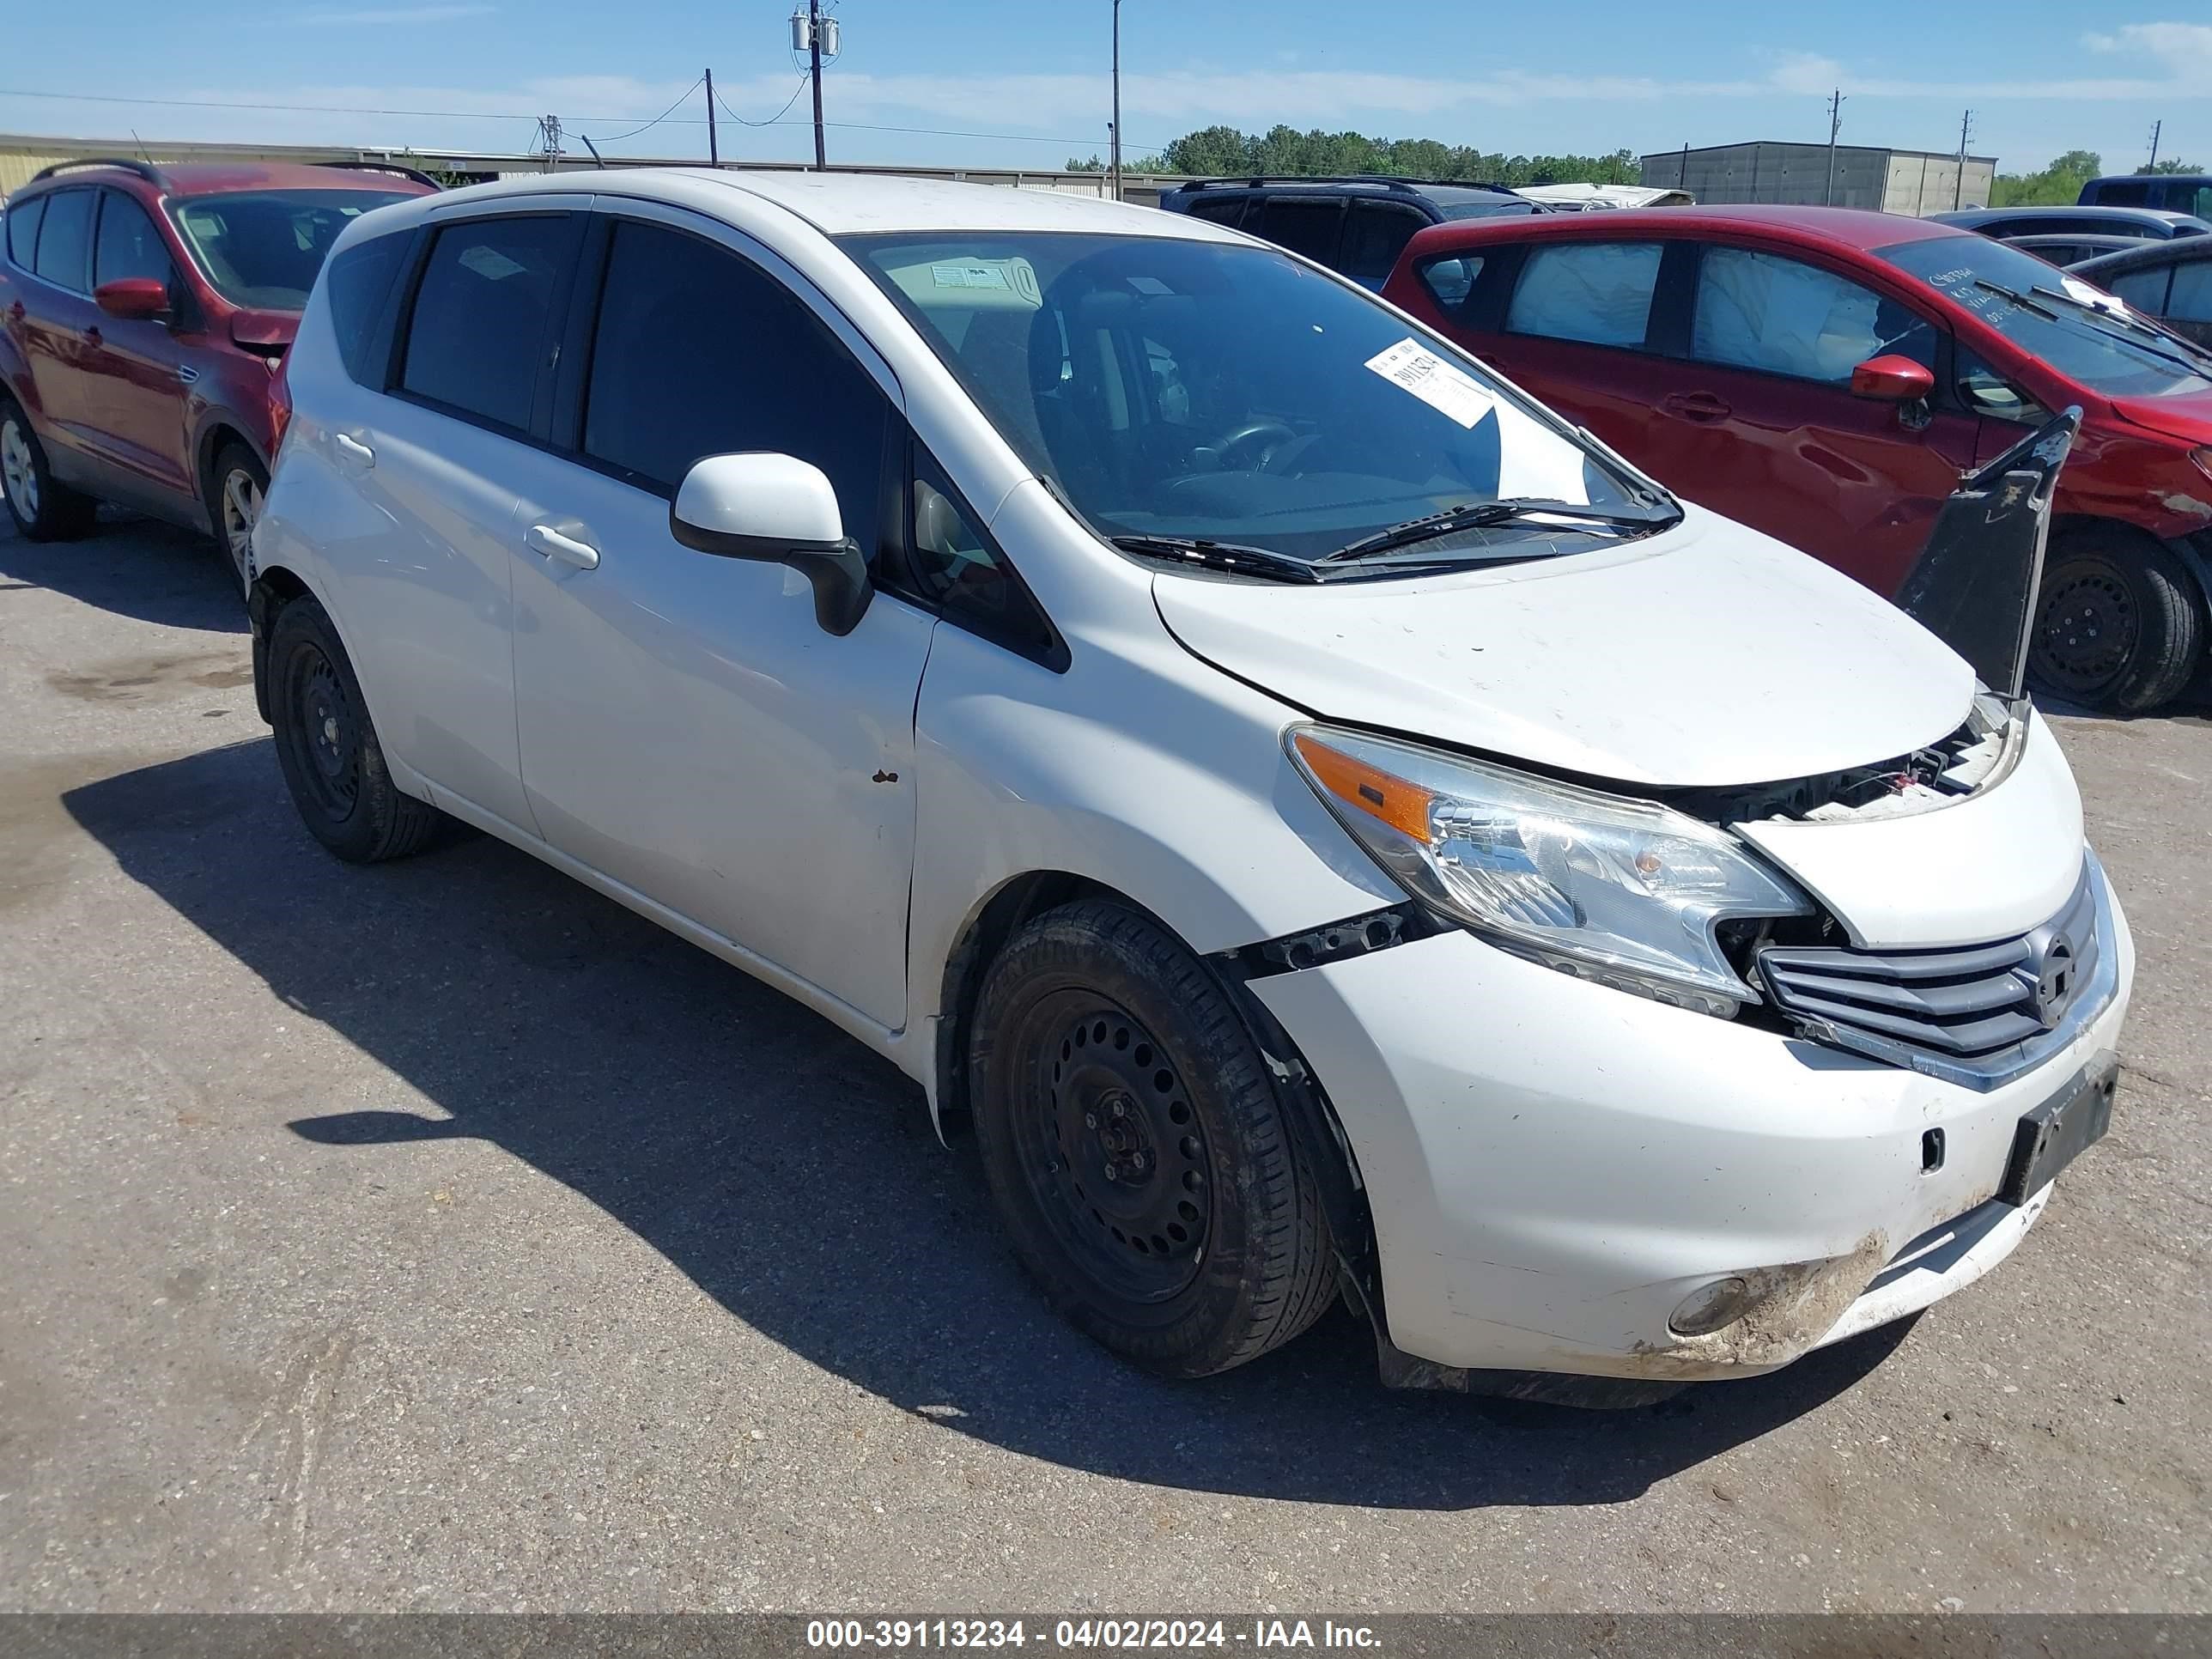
[1640,142,1996,216]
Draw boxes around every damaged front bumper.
[1250,860,2133,1385]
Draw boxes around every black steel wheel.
[969,898,1340,1378]
[2028,530,2203,713]
[266,595,446,863]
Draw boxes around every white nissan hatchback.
[250,171,2130,1398]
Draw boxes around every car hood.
[2107,386,2212,444]
[1152,509,1975,789]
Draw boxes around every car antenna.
[578,134,608,169]
[130,129,154,166]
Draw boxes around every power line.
[592,76,704,145]
[716,76,810,130]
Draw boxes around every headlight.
[1288,725,1812,1017]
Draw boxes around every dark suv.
[1155,175,1540,289]
[0,156,434,584]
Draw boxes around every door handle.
[333,432,375,469]
[1661,391,1733,422]
[526,521,600,571]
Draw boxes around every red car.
[1382,205,2212,712]
[1,157,434,585]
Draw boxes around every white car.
[249,170,2130,1397]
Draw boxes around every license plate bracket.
[1999,1052,2118,1206]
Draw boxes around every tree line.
[1066,125,1638,185]
[1989,149,2204,207]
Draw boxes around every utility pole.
[1110,0,1122,200]
[1823,88,1844,205]
[2148,118,2162,169]
[535,113,562,173]
[809,0,827,170]
[704,67,719,166]
[1954,107,1972,209]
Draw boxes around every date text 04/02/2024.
[803,1619,1382,1650]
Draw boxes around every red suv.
[1,157,434,585]
[1382,205,2212,711]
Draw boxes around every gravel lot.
[2,514,2207,1615]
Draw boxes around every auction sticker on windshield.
[1364,337,1496,428]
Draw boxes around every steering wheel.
[1212,420,1298,471]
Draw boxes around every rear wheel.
[0,397,99,543]
[210,443,267,595]
[2028,527,2203,713]
[969,899,1340,1378]
[267,595,446,863]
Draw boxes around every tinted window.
[910,457,1059,664]
[1506,240,1662,347]
[1418,253,1486,313]
[2170,258,2212,325]
[2088,179,2152,207]
[2105,264,2172,313]
[325,231,413,386]
[1182,197,1247,228]
[581,220,888,538]
[171,189,412,308]
[2187,187,2212,222]
[1692,246,1936,384]
[400,216,571,433]
[33,189,93,290]
[5,194,45,269]
[1340,203,1427,285]
[94,191,171,287]
[1255,198,1342,264]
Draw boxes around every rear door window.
[579,217,889,539]
[94,191,173,287]
[33,188,93,291]
[1692,246,1936,384]
[1504,240,1662,347]
[1255,198,1344,265]
[5,194,46,269]
[399,215,574,434]
[1339,203,1428,286]
[1182,196,1248,228]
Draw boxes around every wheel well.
[2051,512,2210,619]
[196,423,258,513]
[246,565,311,723]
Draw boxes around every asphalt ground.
[1,513,2207,1613]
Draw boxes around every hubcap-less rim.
[222,467,261,580]
[1,419,35,520]
[1014,993,1212,1304]
[2032,563,2137,698]
[286,645,361,822]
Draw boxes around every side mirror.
[669,453,872,636]
[1850,354,1936,403]
[94,277,168,322]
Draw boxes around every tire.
[210,442,267,596]
[0,395,99,543]
[2028,528,2203,714]
[969,898,1340,1378]
[266,594,446,864]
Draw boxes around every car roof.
[1165,176,1518,203]
[398,167,1243,240]
[1936,204,2203,232]
[1401,203,1970,254]
[2074,235,2212,278]
[16,159,436,199]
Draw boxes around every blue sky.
[0,3,2203,175]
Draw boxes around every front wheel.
[2028,529,2203,713]
[969,899,1340,1378]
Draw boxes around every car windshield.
[841,230,1651,564]
[168,189,412,308]
[1875,234,2212,398]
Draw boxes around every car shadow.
[0,511,246,635]
[64,739,1920,1510]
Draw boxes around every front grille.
[1759,865,2100,1074]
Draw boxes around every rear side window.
[1339,203,1427,285]
[2087,179,2152,208]
[1506,240,1662,347]
[325,231,413,386]
[94,191,172,287]
[5,195,46,268]
[33,189,94,290]
[2105,265,2172,313]
[2170,258,2212,326]
[1692,246,1936,384]
[580,219,889,538]
[400,216,572,433]
[1255,198,1343,264]
[1182,196,1247,228]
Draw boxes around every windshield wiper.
[1975,278,2212,374]
[1320,497,1675,563]
[1109,533,1328,584]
